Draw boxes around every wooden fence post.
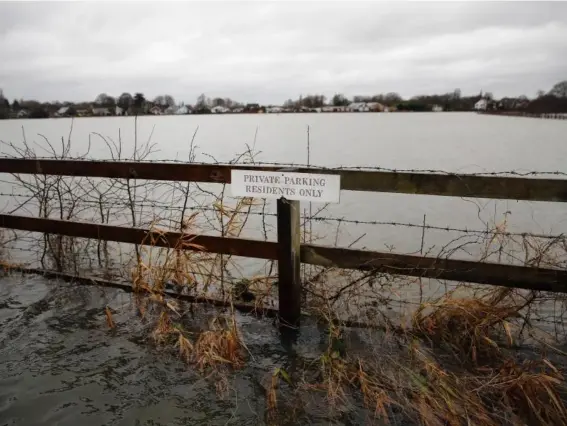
[277,196,301,327]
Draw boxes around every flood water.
[1,113,567,425]
[0,273,381,425]
[1,112,566,255]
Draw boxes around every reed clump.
[411,288,526,364]
[193,316,245,371]
[276,281,567,426]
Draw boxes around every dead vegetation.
[265,285,567,426]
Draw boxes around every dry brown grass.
[105,305,115,329]
[411,288,525,364]
[267,367,292,412]
[296,330,567,426]
[194,316,245,371]
[131,217,210,295]
[288,281,567,426]
[0,260,22,272]
[484,358,567,425]
[151,310,173,344]
[175,329,194,363]
[356,360,392,422]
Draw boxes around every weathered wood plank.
[2,214,567,293]
[277,198,301,327]
[1,158,566,201]
[334,169,567,202]
[301,245,567,293]
[0,214,278,260]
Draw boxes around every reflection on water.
[0,274,377,425]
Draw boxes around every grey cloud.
[1,1,566,104]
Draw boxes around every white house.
[175,105,190,115]
[164,106,178,115]
[432,105,443,112]
[211,106,229,114]
[266,106,283,113]
[55,106,70,117]
[320,106,348,113]
[92,107,111,116]
[349,102,370,112]
[474,99,488,111]
[149,106,162,115]
[17,110,29,118]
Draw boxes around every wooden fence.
[1,158,567,327]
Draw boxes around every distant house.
[474,99,488,111]
[55,106,73,117]
[115,106,125,116]
[92,107,111,116]
[244,103,261,113]
[266,106,283,113]
[299,106,314,113]
[164,106,177,115]
[232,107,244,113]
[514,98,529,109]
[17,110,29,118]
[149,106,162,115]
[320,106,348,113]
[211,106,229,114]
[431,105,443,112]
[367,102,384,112]
[175,105,191,115]
[349,102,370,112]
[76,109,90,117]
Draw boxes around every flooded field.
[0,274,371,425]
[1,113,567,425]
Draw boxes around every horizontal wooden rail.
[301,245,567,293]
[0,214,278,260]
[1,214,566,293]
[1,158,566,202]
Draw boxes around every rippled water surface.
[1,274,386,425]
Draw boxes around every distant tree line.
[1,80,566,119]
[269,81,566,113]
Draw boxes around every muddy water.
[0,273,388,425]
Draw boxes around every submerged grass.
[193,316,245,371]
[411,288,526,364]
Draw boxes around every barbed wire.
[1,155,566,177]
[5,246,567,327]
[1,191,565,240]
[308,217,567,240]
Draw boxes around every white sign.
[231,170,341,203]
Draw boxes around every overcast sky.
[1,1,566,104]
